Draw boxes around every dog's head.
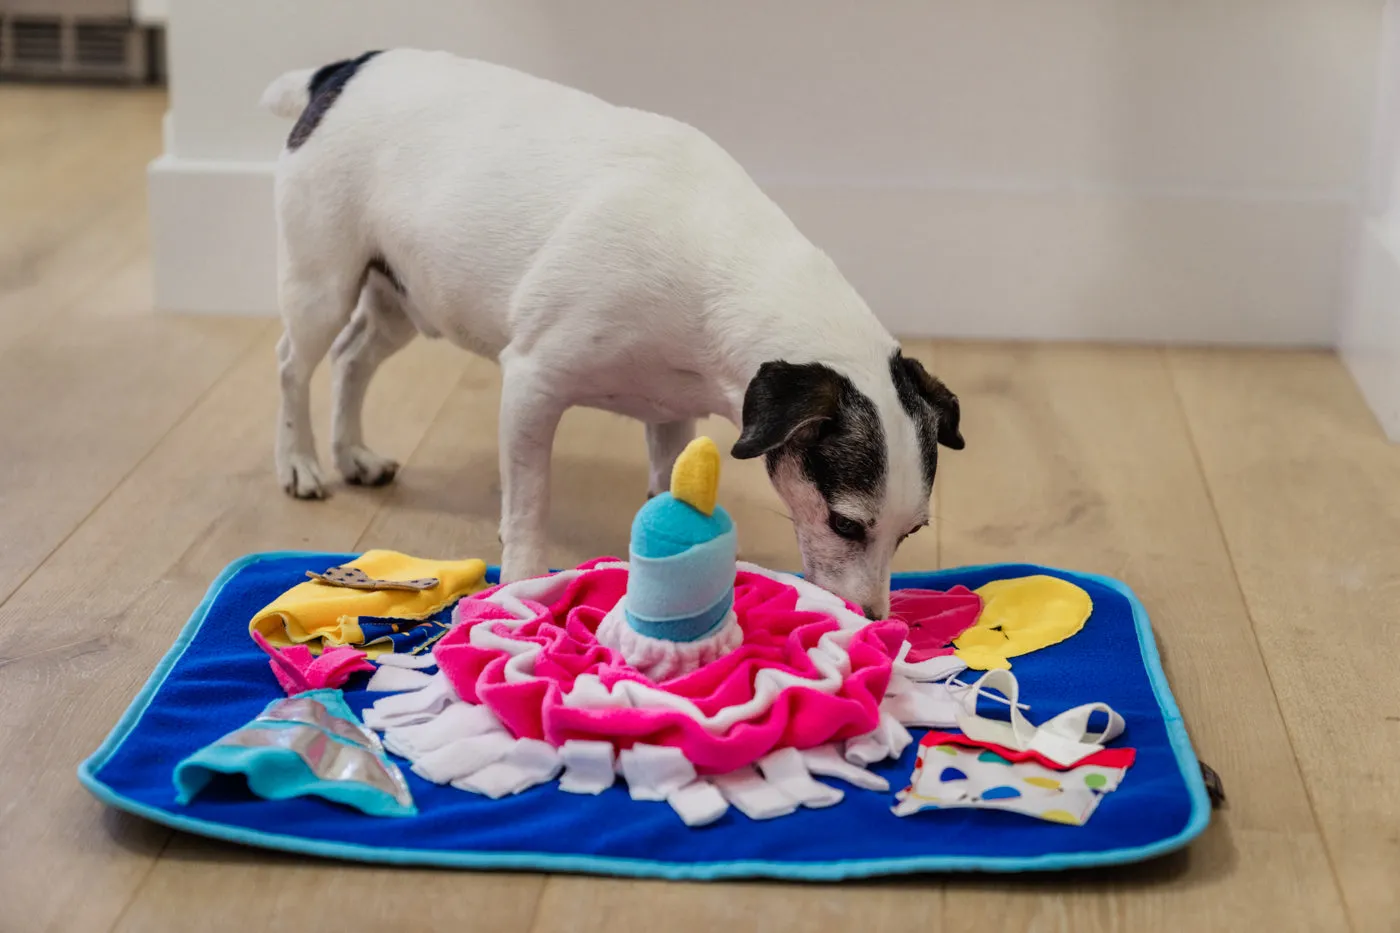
[732,351,963,618]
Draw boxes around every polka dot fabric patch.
[893,732,1133,825]
[306,566,440,592]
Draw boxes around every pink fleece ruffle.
[434,561,906,774]
[251,630,374,695]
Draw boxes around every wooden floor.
[2,86,1397,933]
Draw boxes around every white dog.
[261,49,963,618]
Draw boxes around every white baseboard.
[148,155,278,316]
[149,155,1350,345]
[1341,221,1400,440]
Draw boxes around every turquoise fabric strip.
[625,591,734,642]
[625,529,737,621]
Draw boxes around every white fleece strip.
[374,653,439,670]
[361,674,455,730]
[558,740,616,795]
[618,743,696,802]
[365,666,437,693]
[451,738,562,799]
[845,711,914,766]
[667,780,729,827]
[382,702,504,758]
[882,679,962,728]
[755,748,843,808]
[799,744,890,792]
[893,653,968,683]
[710,766,799,821]
[410,731,517,785]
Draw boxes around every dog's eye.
[899,522,929,545]
[828,513,866,542]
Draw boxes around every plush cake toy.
[596,436,743,679]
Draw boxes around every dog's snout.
[861,598,890,620]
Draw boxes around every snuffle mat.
[79,551,1210,880]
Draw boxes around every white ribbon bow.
[954,668,1124,767]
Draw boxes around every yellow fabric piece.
[953,575,1093,671]
[1040,809,1082,825]
[670,436,720,516]
[250,551,488,655]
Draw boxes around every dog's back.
[267,49,800,363]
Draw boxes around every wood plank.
[530,878,942,933]
[0,191,154,351]
[1169,348,1400,933]
[0,88,164,308]
[0,87,258,609]
[0,88,169,346]
[0,332,468,932]
[116,849,544,933]
[0,256,265,604]
[929,342,1348,932]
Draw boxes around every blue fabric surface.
[79,552,1210,880]
[355,605,454,655]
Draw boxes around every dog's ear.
[896,354,964,450]
[732,361,845,460]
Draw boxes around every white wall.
[133,0,167,25]
[151,0,1384,346]
[1342,0,1400,439]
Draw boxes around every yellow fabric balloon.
[953,575,1093,670]
[670,436,721,516]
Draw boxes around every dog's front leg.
[497,355,564,582]
[645,420,696,497]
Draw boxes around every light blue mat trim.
[78,551,1211,879]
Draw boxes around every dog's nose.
[862,603,882,619]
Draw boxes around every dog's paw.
[336,445,399,487]
[279,454,329,500]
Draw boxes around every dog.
[261,48,963,619]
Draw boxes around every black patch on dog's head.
[287,50,382,151]
[732,361,886,508]
[890,351,963,483]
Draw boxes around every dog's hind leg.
[330,272,417,486]
[276,266,359,499]
[645,420,696,497]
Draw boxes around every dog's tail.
[260,68,318,120]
